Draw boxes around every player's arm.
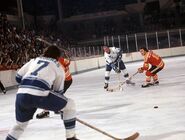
[138,56,150,73]
[105,55,121,73]
[114,48,122,63]
[52,65,65,95]
[64,58,70,67]
[15,59,34,83]
[138,62,149,73]
[105,52,113,64]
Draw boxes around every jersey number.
[31,60,49,76]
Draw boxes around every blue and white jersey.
[104,47,121,64]
[16,57,65,96]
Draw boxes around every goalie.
[103,46,134,89]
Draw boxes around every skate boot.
[3,90,6,94]
[67,136,80,140]
[141,82,153,88]
[104,83,109,89]
[36,111,50,119]
[153,80,159,85]
[54,111,61,114]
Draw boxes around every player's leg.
[6,121,29,140]
[152,74,159,85]
[119,61,135,85]
[6,94,37,140]
[63,79,73,93]
[36,79,73,119]
[54,79,73,116]
[62,98,78,140]
[150,65,163,84]
[142,70,153,87]
[38,93,79,140]
[104,64,112,89]
[119,61,129,77]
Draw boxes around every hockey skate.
[104,83,109,89]
[153,80,159,85]
[54,111,61,114]
[67,136,79,140]
[141,82,153,88]
[142,80,159,88]
[2,90,6,94]
[36,111,50,119]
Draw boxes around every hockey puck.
[154,106,158,108]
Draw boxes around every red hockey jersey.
[58,57,72,81]
[142,51,164,70]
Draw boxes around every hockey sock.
[62,98,76,138]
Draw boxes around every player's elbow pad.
[15,74,22,84]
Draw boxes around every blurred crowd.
[0,13,71,71]
[0,13,43,70]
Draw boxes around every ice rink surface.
[0,56,185,140]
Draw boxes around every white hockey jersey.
[104,47,121,64]
[16,57,65,96]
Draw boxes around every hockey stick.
[36,38,71,60]
[36,37,52,46]
[49,91,139,140]
[76,118,139,140]
[107,71,138,92]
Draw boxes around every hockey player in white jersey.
[5,46,79,140]
[103,46,134,89]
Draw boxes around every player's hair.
[43,45,61,60]
[140,47,148,52]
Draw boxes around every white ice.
[0,56,185,140]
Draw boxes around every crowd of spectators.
[0,13,72,71]
[1,1,185,70]
[0,13,44,71]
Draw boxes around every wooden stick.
[36,37,71,60]
[76,117,139,140]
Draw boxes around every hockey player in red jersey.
[58,57,73,92]
[36,56,73,119]
[138,47,165,87]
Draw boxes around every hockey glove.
[138,67,144,73]
[110,63,116,68]
[110,63,121,73]
[113,66,121,73]
[117,55,122,62]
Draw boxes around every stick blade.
[123,132,139,140]
[106,88,114,92]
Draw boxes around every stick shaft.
[127,71,138,81]
[36,38,71,60]
[76,118,120,140]
[107,71,138,92]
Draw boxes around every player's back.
[144,51,163,66]
[17,57,65,96]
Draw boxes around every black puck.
[154,106,158,108]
